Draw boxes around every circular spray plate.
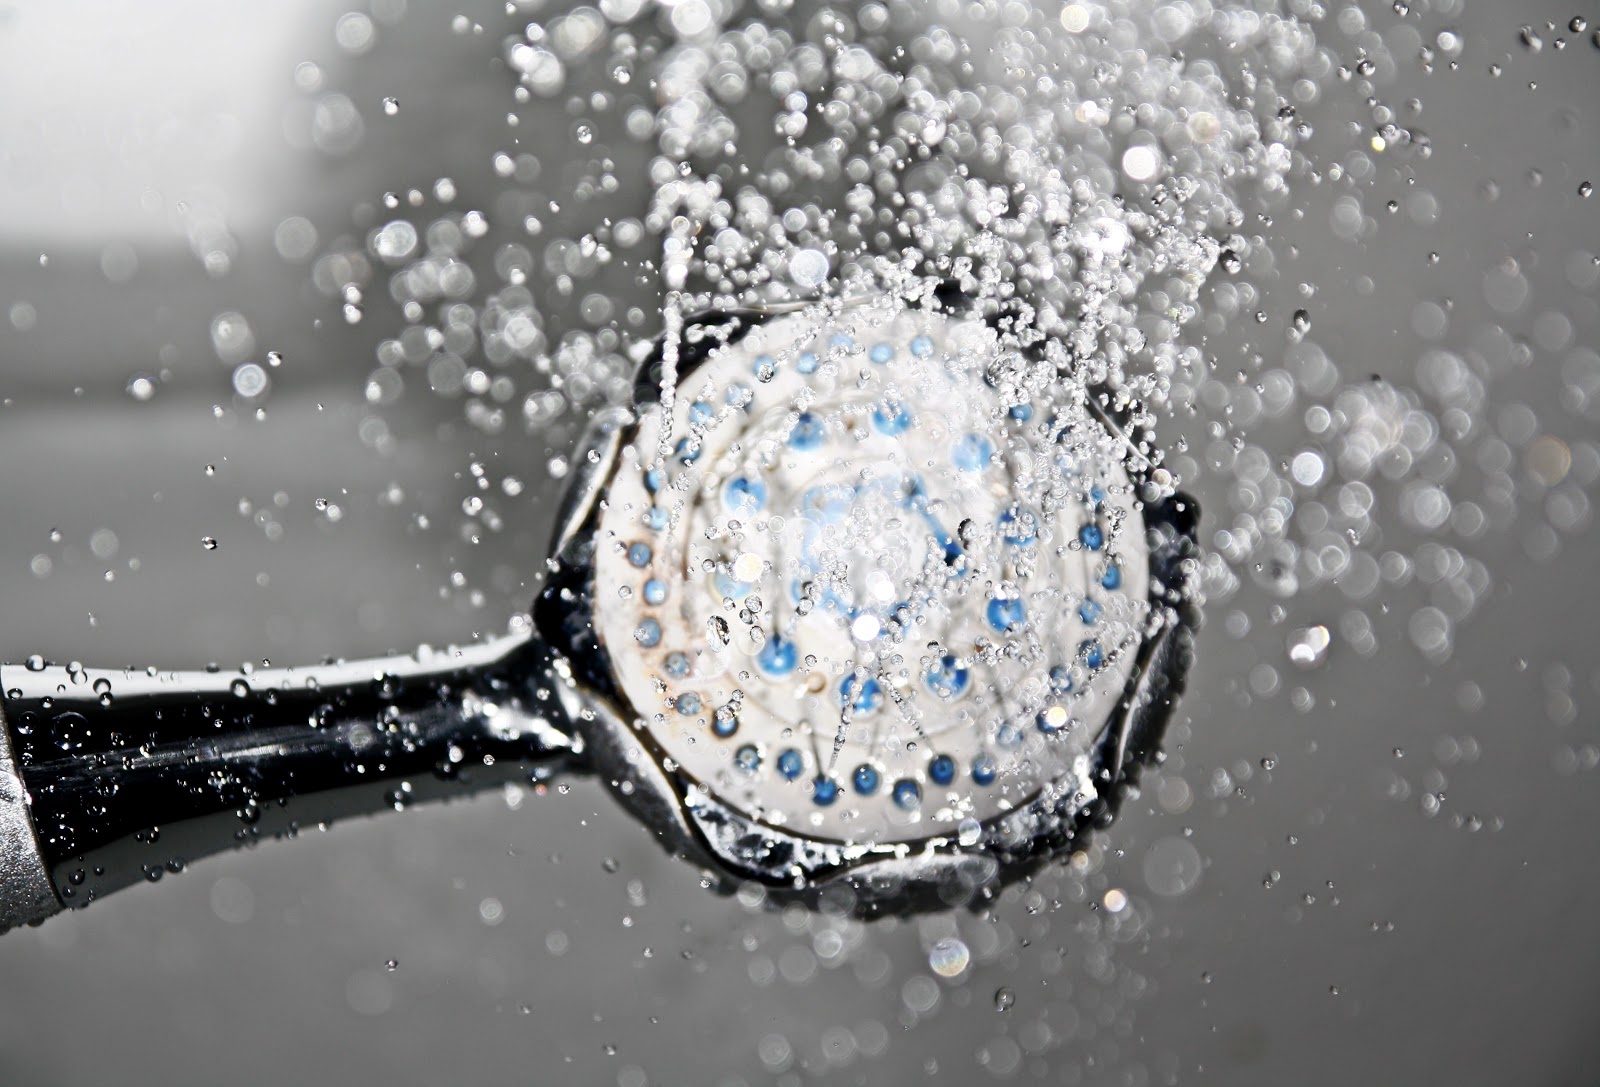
[587,294,1164,851]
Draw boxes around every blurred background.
[0,1,1596,1084]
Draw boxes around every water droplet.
[993,988,1016,1012]
[1287,625,1331,668]
[787,248,829,288]
[1121,144,1162,183]
[201,537,218,551]
[232,362,269,399]
[957,817,982,846]
[928,937,970,978]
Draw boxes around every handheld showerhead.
[0,281,1196,927]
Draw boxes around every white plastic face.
[591,297,1150,846]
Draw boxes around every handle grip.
[0,635,578,924]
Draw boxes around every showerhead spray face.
[537,283,1197,904]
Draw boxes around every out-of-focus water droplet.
[371,220,417,264]
[1144,837,1203,897]
[232,362,269,399]
[788,248,828,288]
[928,937,970,978]
[334,11,375,55]
[89,529,118,560]
[1121,144,1162,183]
[1288,625,1331,669]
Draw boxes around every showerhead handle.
[0,634,580,928]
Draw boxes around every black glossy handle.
[1,636,580,908]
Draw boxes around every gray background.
[0,1,1595,1084]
